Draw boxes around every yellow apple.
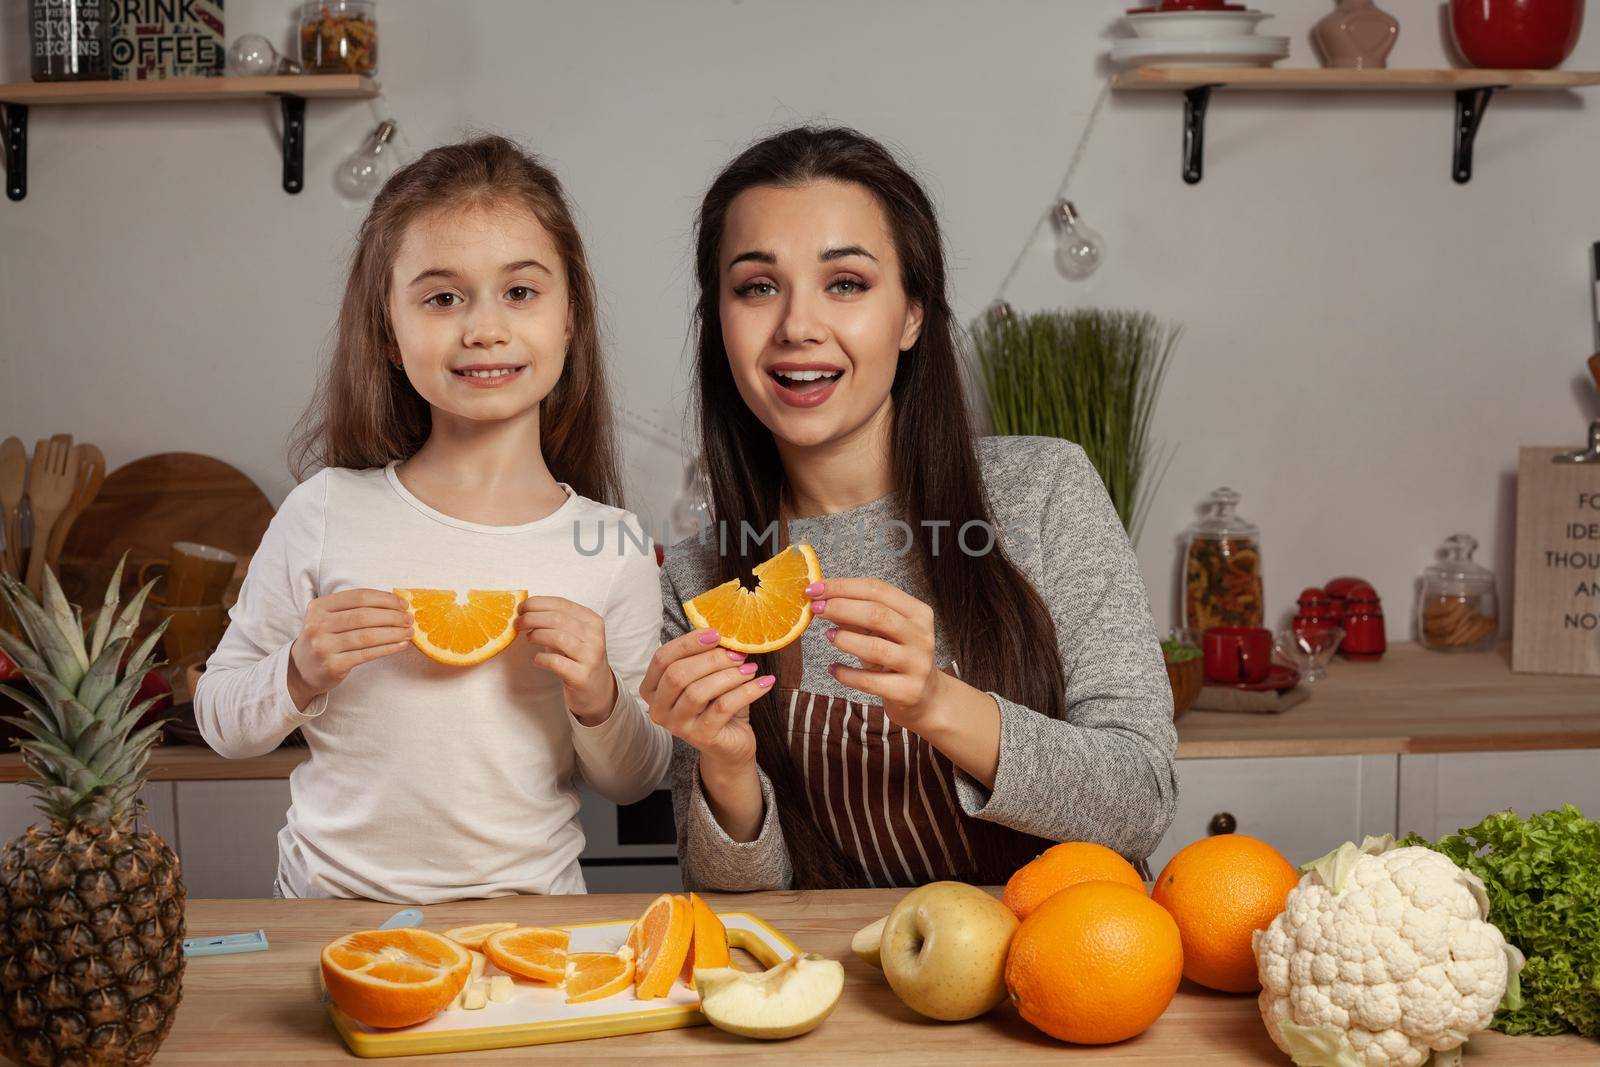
[880,881,1019,1021]
[851,916,886,969]
[695,954,844,1039]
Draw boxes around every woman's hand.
[810,577,949,733]
[287,589,413,710]
[516,596,617,724]
[641,629,773,773]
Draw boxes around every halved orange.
[632,893,693,1000]
[565,951,636,1004]
[394,588,527,667]
[321,928,472,1029]
[681,543,821,654]
[442,921,519,950]
[482,925,568,984]
[679,891,731,990]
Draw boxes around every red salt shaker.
[1293,587,1342,638]
[1340,583,1387,660]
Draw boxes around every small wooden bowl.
[1165,655,1204,719]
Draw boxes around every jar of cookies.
[1416,533,1498,652]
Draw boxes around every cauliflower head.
[1253,837,1524,1067]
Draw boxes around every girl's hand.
[288,589,413,709]
[811,577,947,733]
[516,596,617,724]
[641,629,773,774]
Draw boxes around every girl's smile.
[451,362,529,387]
[767,360,846,408]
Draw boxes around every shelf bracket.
[1453,86,1500,184]
[2,103,26,202]
[278,94,306,195]
[1182,85,1219,185]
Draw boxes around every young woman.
[196,136,669,903]
[642,126,1178,891]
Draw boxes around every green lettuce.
[1400,805,1600,1037]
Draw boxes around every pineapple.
[0,561,185,1066]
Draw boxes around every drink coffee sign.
[1512,445,1600,675]
[106,0,224,80]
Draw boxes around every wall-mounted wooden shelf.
[0,74,380,201]
[1110,67,1600,184]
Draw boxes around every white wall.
[4,0,1598,637]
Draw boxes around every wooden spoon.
[1588,352,1600,394]
[45,443,106,570]
[23,436,75,596]
[0,437,24,580]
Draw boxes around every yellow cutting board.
[323,912,800,1058]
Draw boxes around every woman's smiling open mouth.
[768,362,844,408]
[452,363,528,387]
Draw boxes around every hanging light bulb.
[226,34,302,76]
[1052,199,1105,281]
[335,120,398,200]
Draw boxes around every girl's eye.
[425,293,461,308]
[506,286,535,302]
[829,277,868,295]
[734,280,777,298]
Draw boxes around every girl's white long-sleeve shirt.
[193,463,671,904]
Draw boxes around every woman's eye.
[506,286,535,302]
[735,281,777,298]
[424,293,460,308]
[829,278,868,295]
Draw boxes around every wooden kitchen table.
[167,890,1597,1065]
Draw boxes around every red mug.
[1203,626,1273,684]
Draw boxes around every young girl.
[195,136,670,903]
[645,126,1178,891]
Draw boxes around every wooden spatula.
[23,436,76,596]
[45,443,106,570]
[0,437,25,580]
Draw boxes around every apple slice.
[694,954,845,1039]
[851,916,886,969]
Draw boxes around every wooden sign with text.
[1513,446,1600,676]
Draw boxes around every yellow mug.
[139,542,238,608]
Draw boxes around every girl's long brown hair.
[691,127,1062,888]
[290,135,622,506]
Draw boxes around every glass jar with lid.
[299,0,378,75]
[1416,533,1498,652]
[1183,487,1265,632]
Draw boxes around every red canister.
[1450,0,1584,70]
[1341,585,1387,660]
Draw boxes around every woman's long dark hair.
[691,126,1065,888]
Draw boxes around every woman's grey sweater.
[658,435,1178,891]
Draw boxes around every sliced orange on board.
[632,893,694,1000]
[394,588,526,667]
[441,921,519,951]
[679,891,731,990]
[482,925,569,984]
[565,951,637,1004]
[321,928,472,1029]
[682,543,821,654]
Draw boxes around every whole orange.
[1004,881,1183,1045]
[1001,841,1145,921]
[1150,834,1300,993]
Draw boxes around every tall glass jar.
[1183,487,1265,632]
[299,0,379,75]
[30,0,111,82]
[1416,533,1499,652]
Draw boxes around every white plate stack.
[1112,7,1289,69]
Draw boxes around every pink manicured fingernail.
[827,662,841,677]
[739,662,759,675]
[811,600,827,614]
[804,582,824,597]
[698,629,720,645]
[825,627,838,644]
[727,649,747,662]
[757,674,776,688]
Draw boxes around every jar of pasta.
[298,0,378,75]
[1183,487,1264,632]
[1416,533,1498,652]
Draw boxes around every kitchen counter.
[1,643,1593,782]
[168,890,1595,1064]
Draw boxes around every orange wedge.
[681,543,820,654]
[321,929,472,1029]
[679,891,731,990]
[633,893,694,1000]
[394,588,526,667]
[483,925,569,984]
[565,951,636,1004]
[442,921,519,950]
